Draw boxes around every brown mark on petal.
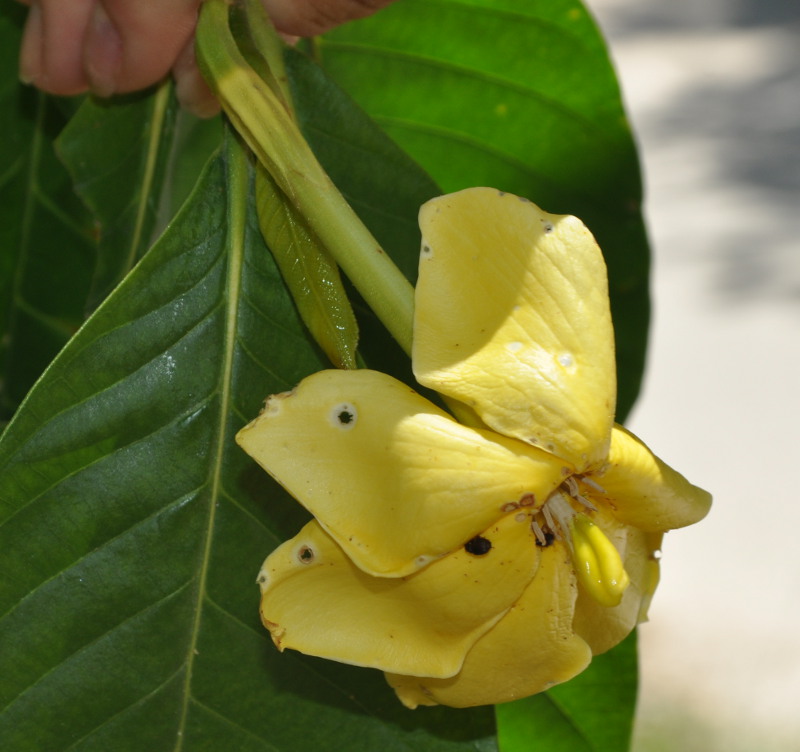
[297,545,315,564]
[518,492,536,507]
[262,618,286,649]
[261,390,294,416]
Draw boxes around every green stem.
[195,0,415,356]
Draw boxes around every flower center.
[531,476,630,608]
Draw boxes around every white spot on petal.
[329,402,357,430]
[558,353,573,368]
[415,554,433,568]
[506,341,523,353]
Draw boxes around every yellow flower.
[236,188,711,709]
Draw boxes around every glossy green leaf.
[155,108,224,224]
[0,6,95,421]
[56,84,178,310]
[0,55,492,749]
[315,0,649,421]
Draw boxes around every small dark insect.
[464,536,492,556]
[337,410,354,425]
[535,531,556,548]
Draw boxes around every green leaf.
[0,57,492,749]
[55,83,223,315]
[496,632,638,752]
[314,0,649,421]
[56,84,179,310]
[0,6,96,421]
[156,108,224,224]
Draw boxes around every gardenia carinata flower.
[236,187,711,709]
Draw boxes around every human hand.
[18,0,396,117]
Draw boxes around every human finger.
[83,0,197,96]
[19,0,95,95]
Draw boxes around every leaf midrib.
[173,134,248,749]
[123,82,172,276]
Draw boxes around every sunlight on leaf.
[0,84,494,752]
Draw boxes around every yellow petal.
[386,545,592,708]
[258,514,541,678]
[571,508,659,655]
[237,369,569,577]
[593,425,712,532]
[413,188,616,471]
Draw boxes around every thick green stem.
[195,0,415,355]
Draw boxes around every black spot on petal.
[464,536,492,556]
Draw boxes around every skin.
[17,0,396,117]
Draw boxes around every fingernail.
[83,3,122,97]
[19,1,43,85]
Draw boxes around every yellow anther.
[569,515,630,607]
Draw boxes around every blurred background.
[588,0,800,750]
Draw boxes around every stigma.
[531,476,630,607]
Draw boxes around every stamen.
[565,475,597,511]
[531,519,547,547]
[541,500,559,537]
[580,475,607,494]
[542,491,576,540]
